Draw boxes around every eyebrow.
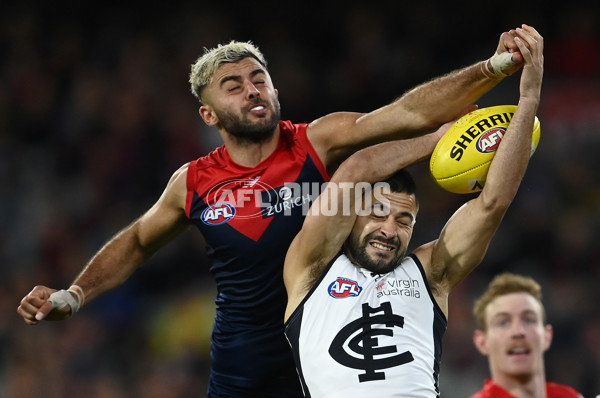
[219,68,267,89]
[372,204,414,221]
[388,207,415,221]
[491,309,538,320]
[397,211,415,221]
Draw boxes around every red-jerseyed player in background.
[471,273,583,398]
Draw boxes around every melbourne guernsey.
[285,253,447,398]
[185,121,329,397]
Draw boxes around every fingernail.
[35,312,44,320]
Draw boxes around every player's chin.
[367,254,398,273]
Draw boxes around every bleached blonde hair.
[189,40,267,104]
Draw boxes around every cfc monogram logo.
[328,302,414,382]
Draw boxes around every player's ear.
[200,105,218,126]
[542,324,553,352]
[473,329,489,356]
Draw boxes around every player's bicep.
[289,195,354,266]
[284,186,356,287]
[431,199,504,288]
[308,105,428,151]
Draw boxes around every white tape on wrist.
[488,52,515,78]
[68,285,85,308]
[48,289,81,314]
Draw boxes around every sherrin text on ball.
[430,105,540,194]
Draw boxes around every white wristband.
[488,52,514,78]
[68,285,86,308]
[48,289,81,314]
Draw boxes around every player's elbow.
[480,190,515,216]
[333,150,373,183]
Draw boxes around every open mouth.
[370,241,395,252]
[250,105,266,112]
[508,347,530,355]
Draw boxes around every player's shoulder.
[279,120,309,142]
[279,119,307,131]
[411,242,435,272]
[164,163,189,192]
[172,162,189,178]
[546,382,582,398]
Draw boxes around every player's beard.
[216,99,281,144]
[345,232,406,275]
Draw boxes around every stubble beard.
[216,99,281,144]
[345,233,406,275]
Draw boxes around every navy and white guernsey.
[285,253,447,398]
[185,120,329,397]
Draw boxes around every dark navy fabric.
[185,121,329,397]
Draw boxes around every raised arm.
[17,164,192,324]
[283,127,445,320]
[307,27,527,171]
[415,25,544,310]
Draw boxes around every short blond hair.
[473,272,545,331]
[189,40,267,103]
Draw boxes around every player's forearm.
[335,132,439,184]
[327,62,500,160]
[391,61,501,131]
[70,223,150,305]
[482,97,538,205]
[483,26,543,208]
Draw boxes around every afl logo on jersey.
[201,203,236,225]
[328,277,362,298]
[476,127,506,153]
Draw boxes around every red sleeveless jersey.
[185,120,329,396]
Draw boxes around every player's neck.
[493,372,547,398]
[223,128,280,168]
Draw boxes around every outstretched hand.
[493,24,538,77]
[514,25,544,99]
[17,285,73,325]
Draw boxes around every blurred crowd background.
[1,1,599,397]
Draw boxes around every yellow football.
[430,105,540,194]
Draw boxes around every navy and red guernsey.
[185,120,329,397]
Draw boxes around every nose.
[245,81,260,99]
[510,320,527,337]
[378,216,397,238]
